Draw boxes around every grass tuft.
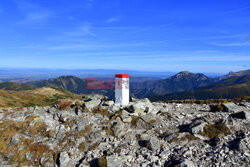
[57,99,72,110]
[131,116,140,127]
[200,121,230,139]
[93,106,111,118]
[209,103,226,112]
[78,142,86,152]
[98,157,107,167]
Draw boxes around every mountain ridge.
[0,69,249,101]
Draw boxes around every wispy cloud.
[171,34,246,42]
[217,6,250,16]
[16,11,53,24]
[246,35,250,42]
[106,18,119,23]
[14,0,53,24]
[44,41,155,50]
[62,25,96,37]
[126,22,176,35]
[85,0,95,8]
[212,42,250,47]
[101,54,250,62]
[194,50,220,54]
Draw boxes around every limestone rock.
[121,110,132,123]
[59,152,70,167]
[223,102,246,113]
[106,154,121,167]
[148,136,161,151]
[179,159,197,167]
[9,134,20,146]
[0,95,249,166]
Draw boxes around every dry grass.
[209,103,226,112]
[47,129,55,138]
[0,118,56,166]
[11,136,34,162]
[57,99,72,110]
[3,145,16,157]
[147,119,157,124]
[29,87,63,96]
[89,143,98,151]
[164,96,250,104]
[28,121,47,136]
[200,121,230,139]
[78,142,86,152]
[170,133,199,143]
[0,118,48,158]
[29,144,49,157]
[25,115,38,122]
[114,147,121,154]
[0,87,81,108]
[131,116,140,127]
[93,106,111,118]
[98,157,107,167]
[0,121,21,153]
[179,134,199,141]
[105,129,114,136]
[79,125,92,136]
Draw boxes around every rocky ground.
[0,95,249,167]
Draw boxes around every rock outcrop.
[0,95,249,166]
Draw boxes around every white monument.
[115,74,129,106]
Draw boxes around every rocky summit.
[0,95,249,167]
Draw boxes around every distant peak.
[175,71,193,76]
[178,71,191,74]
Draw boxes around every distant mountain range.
[150,75,250,101]
[130,71,214,98]
[0,69,249,101]
[0,68,176,80]
[217,69,250,81]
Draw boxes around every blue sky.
[0,0,249,73]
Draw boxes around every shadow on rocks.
[89,158,99,167]
[227,131,245,150]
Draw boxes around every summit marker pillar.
[115,74,129,106]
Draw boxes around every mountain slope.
[31,72,215,99]
[149,78,250,101]
[217,69,250,81]
[0,82,37,91]
[0,87,81,108]
[34,76,87,94]
[27,70,249,101]
[131,71,214,98]
[31,75,115,98]
[214,74,250,85]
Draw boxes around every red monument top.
[115,74,130,78]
